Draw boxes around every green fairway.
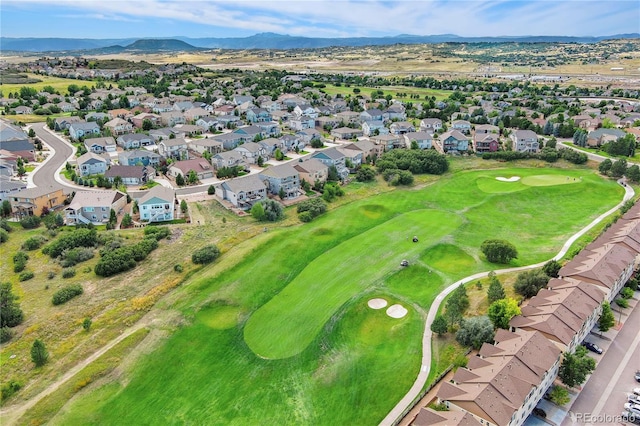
[49,166,624,425]
[522,174,581,186]
[317,83,452,101]
[244,209,460,359]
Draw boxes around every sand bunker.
[496,176,521,182]
[386,304,408,318]
[368,298,388,309]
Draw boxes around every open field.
[317,83,452,101]
[0,73,85,96]
[40,163,624,425]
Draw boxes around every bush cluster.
[1,380,21,401]
[297,198,327,222]
[192,244,221,265]
[376,149,449,175]
[60,247,94,267]
[19,216,41,229]
[13,251,29,273]
[61,267,76,279]
[43,228,98,258]
[22,235,47,251]
[94,236,159,277]
[482,147,587,165]
[143,226,171,240]
[0,229,8,244]
[52,284,83,305]
[382,168,414,186]
[322,183,345,202]
[251,200,285,222]
[19,271,34,282]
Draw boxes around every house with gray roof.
[220,174,267,209]
[311,147,349,180]
[76,152,109,176]
[212,132,243,150]
[136,185,175,222]
[586,128,626,147]
[234,142,267,164]
[64,190,127,225]
[105,165,154,185]
[259,163,301,199]
[403,131,433,150]
[53,116,83,131]
[117,133,154,149]
[118,149,161,167]
[85,136,117,154]
[158,138,188,160]
[212,151,247,170]
[0,176,27,201]
[190,138,224,156]
[69,122,101,141]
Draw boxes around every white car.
[634,388,640,396]
[630,394,640,404]
[625,403,640,415]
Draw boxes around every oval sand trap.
[496,176,521,182]
[368,298,388,309]
[386,304,408,318]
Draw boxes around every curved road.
[380,179,635,425]
[30,122,79,194]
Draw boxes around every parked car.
[532,408,546,418]
[582,341,603,354]
[622,411,640,425]
[635,370,640,383]
[625,403,640,416]
[634,388,640,396]
[629,394,640,404]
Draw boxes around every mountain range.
[2,32,639,53]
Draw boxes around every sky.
[1,0,639,39]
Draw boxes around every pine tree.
[31,339,49,367]
[487,272,506,304]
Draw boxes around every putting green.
[522,175,580,186]
[244,209,461,359]
[421,244,476,274]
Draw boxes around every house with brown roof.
[259,163,301,199]
[10,186,66,218]
[64,190,127,225]
[168,159,214,181]
[293,158,329,185]
[436,330,561,426]
[104,118,133,136]
[105,164,154,185]
[411,408,481,426]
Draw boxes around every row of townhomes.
[409,202,640,426]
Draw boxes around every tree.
[175,173,185,186]
[2,200,12,217]
[626,164,640,183]
[480,239,518,264]
[121,213,133,228]
[487,298,521,329]
[1,282,24,328]
[514,269,550,298]
[207,185,216,195]
[542,259,561,278]
[327,165,339,182]
[430,314,448,336]
[28,128,36,138]
[356,165,376,182]
[257,156,264,167]
[549,385,570,406]
[142,119,153,131]
[610,158,628,179]
[410,140,419,150]
[180,200,188,214]
[487,272,506,304]
[31,339,49,367]
[251,202,265,221]
[598,158,612,175]
[558,346,596,388]
[278,187,286,200]
[274,148,284,161]
[444,284,469,326]
[455,316,495,350]
[598,301,615,334]
[192,244,220,264]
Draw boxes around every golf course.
[47,166,624,425]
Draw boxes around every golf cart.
[400,259,409,267]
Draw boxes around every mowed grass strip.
[244,209,460,359]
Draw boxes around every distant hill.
[1,33,638,53]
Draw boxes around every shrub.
[192,245,221,265]
[61,268,76,279]
[549,385,570,406]
[52,284,83,305]
[322,183,345,202]
[615,298,629,308]
[514,269,549,298]
[251,200,284,222]
[356,165,376,182]
[42,228,98,258]
[22,235,47,251]
[296,198,327,222]
[0,218,11,232]
[0,229,7,244]
[207,185,216,195]
[626,278,638,291]
[376,149,449,175]
[1,282,24,328]
[13,251,29,273]
[94,247,137,277]
[174,264,183,273]
[47,271,56,280]
[481,239,518,264]
[82,317,92,331]
[133,237,158,261]
[298,211,313,222]
[20,216,41,229]
[1,327,14,344]
[144,226,170,240]
[621,287,634,299]
[1,380,21,401]
[60,247,94,267]
[19,271,34,282]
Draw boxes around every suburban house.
[212,132,243,150]
[104,164,154,185]
[53,116,83,131]
[586,128,626,147]
[403,131,433,150]
[384,104,407,121]
[473,133,499,153]
[84,136,117,154]
[296,128,321,144]
[220,174,267,209]
[212,151,247,171]
[76,152,109,176]
[104,118,133,136]
[362,120,389,137]
[246,108,272,123]
[10,186,66,217]
[280,134,306,152]
[371,134,404,151]
[336,147,363,170]
[511,130,539,153]
[184,107,209,122]
[258,138,286,157]
[451,120,472,134]
[436,329,561,426]
[293,104,318,118]
[419,118,443,132]
[158,138,188,159]
[342,140,384,161]
[293,158,329,185]
[14,106,33,115]
[168,159,215,181]
[330,127,363,140]
[475,124,500,134]
[64,190,127,225]
[190,138,224,156]
[259,163,301,199]
[335,111,360,124]
[196,117,221,132]
[288,115,316,131]
[69,122,100,140]
[436,130,469,153]
[160,111,186,127]
[360,109,384,122]
[389,121,416,135]
[410,408,481,426]
[118,150,161,167]
[234,142,268,164]
[117,133,154,149]
[136,185,175,223]
[311,147,349,180]
[233,125,264,142]
[0,176,27,201]
[131,113,161,128]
